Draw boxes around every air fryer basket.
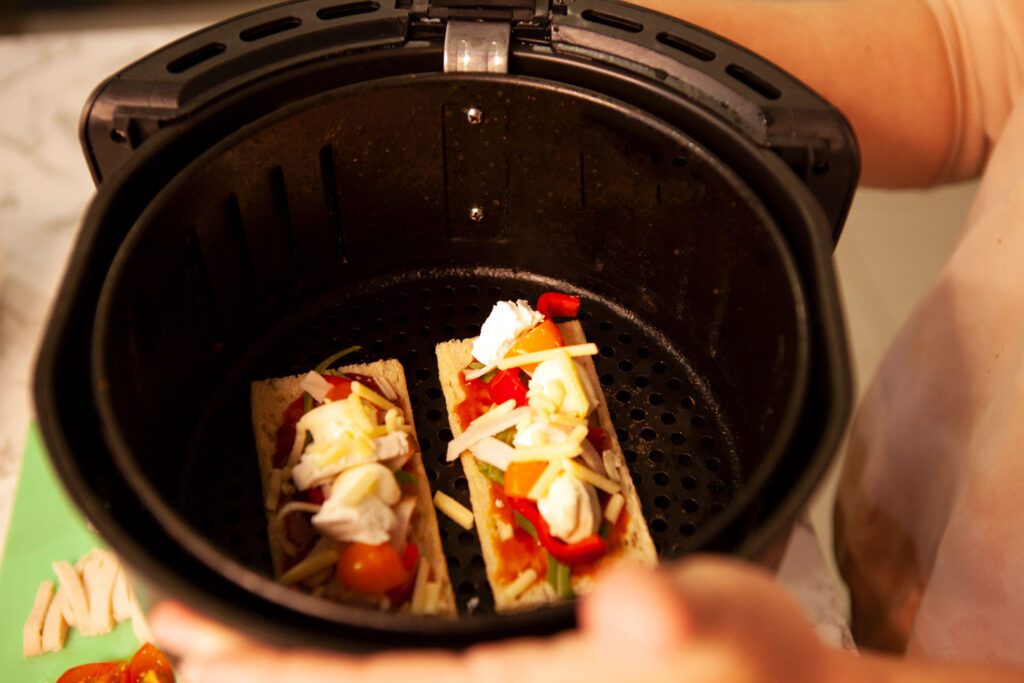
[36,0,855,651]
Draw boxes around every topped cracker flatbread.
[251,357,455,615]
[435,298,656,612]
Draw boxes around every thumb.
[577,565,694,661]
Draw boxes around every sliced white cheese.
[433,491,475,530]
[496,343,598,370]
[299,371,331,403]
[563,459,622,495]
[57,584,77,627]
[445,406,533,461]
[51,561,92,636]
[86,551,119,635]
[604,492,625,524]
[279,549,340,586]
[351,380,399,413]
[41,589,69,653]
[504,568,538,600]
[512,442,580,462]
[468,437,515,471]
[372,373,399,402]
[111,566,133,623]
[22,580,54,657]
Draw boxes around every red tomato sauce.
[454,370,492,430]
[488,482,548,583]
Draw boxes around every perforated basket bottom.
[181,269,739,615]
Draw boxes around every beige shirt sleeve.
[926,0,1024,180]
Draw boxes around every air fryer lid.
[36,0,854,650]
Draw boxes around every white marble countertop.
[0,20,853,648]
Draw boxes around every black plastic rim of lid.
[88,70,811,642]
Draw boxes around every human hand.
[151,555,839,683]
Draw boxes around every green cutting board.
[0,423,140,682]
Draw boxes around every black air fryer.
[35,0,855,651]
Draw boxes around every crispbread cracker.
[436,322,657,612]
[251,359,456,615]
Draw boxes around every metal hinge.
[444,20,511,73]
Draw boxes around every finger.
[578,565,694,660]
[149,600,255,658]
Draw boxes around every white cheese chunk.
[504,568,538,600]
[298,371,332,403]
[312,494,397,545]
[538,473,601,544]
[433,491,475,529]
[292,431,410,491]
[468,437,516,471]
[472,300,545,366]
[23,580,54,657]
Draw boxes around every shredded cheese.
[22,580,54,657]
[512,442,580,462]
[420,581,442,614]
[299,371,331,403]
[504,569,538,600]
[410,558,432,612]
[433,491,475,529]
[604,492,625,524]
[352,381,399,413]
[563,459,621,495]
[527,459,563,500]
[279,549,340,586]
[496,343,598,370]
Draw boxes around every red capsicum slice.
[487,368,529,407]
[509,496,608,567]
[536,292,581,318]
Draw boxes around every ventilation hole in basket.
[656,32,716,62]
[600,345,614,358]
[618,359,633,372]
[599,320,613,331]
[466,303,480,315]
[426,386,442,399]
[653,471,669,486]
[683,498,699,514]
[681,395,696,410]
[705,457,721,472]
[680,522,697,536]
[615,428,628,443]
[317,1,380,21]
[578,310,592,322]
[651,517,668,532]
[447,555,461,569]
[426,468,439,483]
[442,322,457,336]
[471,554,485,569]
[240,16,301,41]
[649,449,664,463]
[426,408,442,422]
[618,332,632,344]
[652,361,667,374]
[487,285,502,297]
[636,345,650,358]
[726,64,782,100]
[466,322,481,335]
[634,375,649,388]
[648,393,663,406]
[458,531,475,546]
[700,436,715,450]
[691,415,706,428]
[420,287,432,300]
[667,378,682,391]
[660,412,676,425]
[441,303,455,316]
[682,474,698,490]
[393,332,408,345]
[167,42,226,73]
[415,367,429,381]
[439,428,453,441]
[710,502,724,515]
[454,476,468,492]
[654,495,670,509]
[624,449,638,464]
[439,526,448,541]
[581,8,643,33]
[615,390,630,403]
[640,428,656,442]
[677,452,693,467]
[458,581,475,596]
[629,408,645,421]
[709,479,725,494]
[600,373,614,386]
[417,326,431,338]
[419,438,432,452]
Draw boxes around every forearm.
[634,0,957,188]
[834,648,1024,683]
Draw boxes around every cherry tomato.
[127,642,175,683]
[323,375,353,401]
[337,542,410,594]
[402,543,420,571]
[57,662,127,683]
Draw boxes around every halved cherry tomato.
[127,642,175,683]
[323,375,354,401]
[504,460,549,499]
[505,318,564,374]
[536,292,580,319]
[487,368,529,406]
[337,542,409,594]
[57,662,127,683]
